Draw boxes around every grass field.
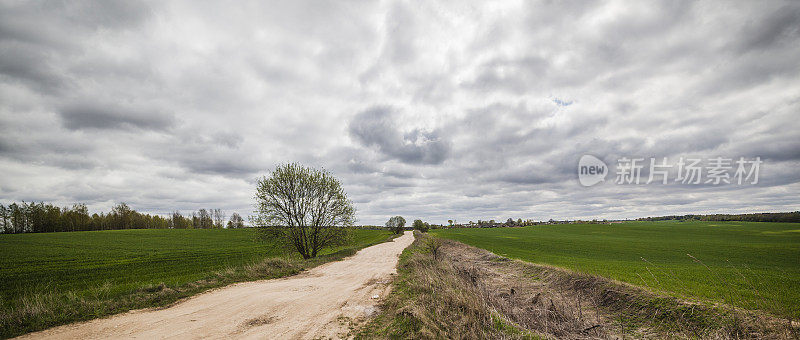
[0,228,393,337]
[432,221,800,318]
[0,228,390,300]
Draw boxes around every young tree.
[67,203,90,231]
[171,211,183,229]
[112,203,133,229]
[197,209,213,228]
[0,204,8,233]
[253,163,355,259]
[412,219,429,232]
[90,213,102,230]
[44,204,61,232]
[9,202,27,233]
[227,212,244,228]
[212,209,225,228]
[386,216,406,234]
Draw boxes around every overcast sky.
[1,1,799,225]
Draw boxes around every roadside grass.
[0,228,395,338]
[357,231,544,339]
[431,221,800,319]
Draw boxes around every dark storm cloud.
[61,1,152,30]
[0,44,65,93]
[736,5,800,52]
[0,1,151,34]
[146,132,265,178]
[496,167,565,185]
[59,103,174,131]
[0,126,99,170]
[348,106,450,165]
[738,138,800,162]
[1,0,799,224]
[177,158,261,177]
[0,1,152,93]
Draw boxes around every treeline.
[0,202,246,234]
[456,218,538,228]
[638,211,800,223]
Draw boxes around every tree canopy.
[386,216,406,234]
[253,163,356,259]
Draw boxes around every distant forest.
[637,211,800,223]
[0,202,245,234]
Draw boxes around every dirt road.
[21,231,414,340]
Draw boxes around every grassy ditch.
[358,232,542,339]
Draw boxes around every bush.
[412,219,429,232]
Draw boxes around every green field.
[0,228,390,301]
[432,221,800,318]
[0,228,392,337]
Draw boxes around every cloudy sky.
[1,1,799,224]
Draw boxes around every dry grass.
[358,231,541,339]
[360,232,799,339]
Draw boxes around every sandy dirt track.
[21,231,414,340]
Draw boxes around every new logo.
[578,155,608,187]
